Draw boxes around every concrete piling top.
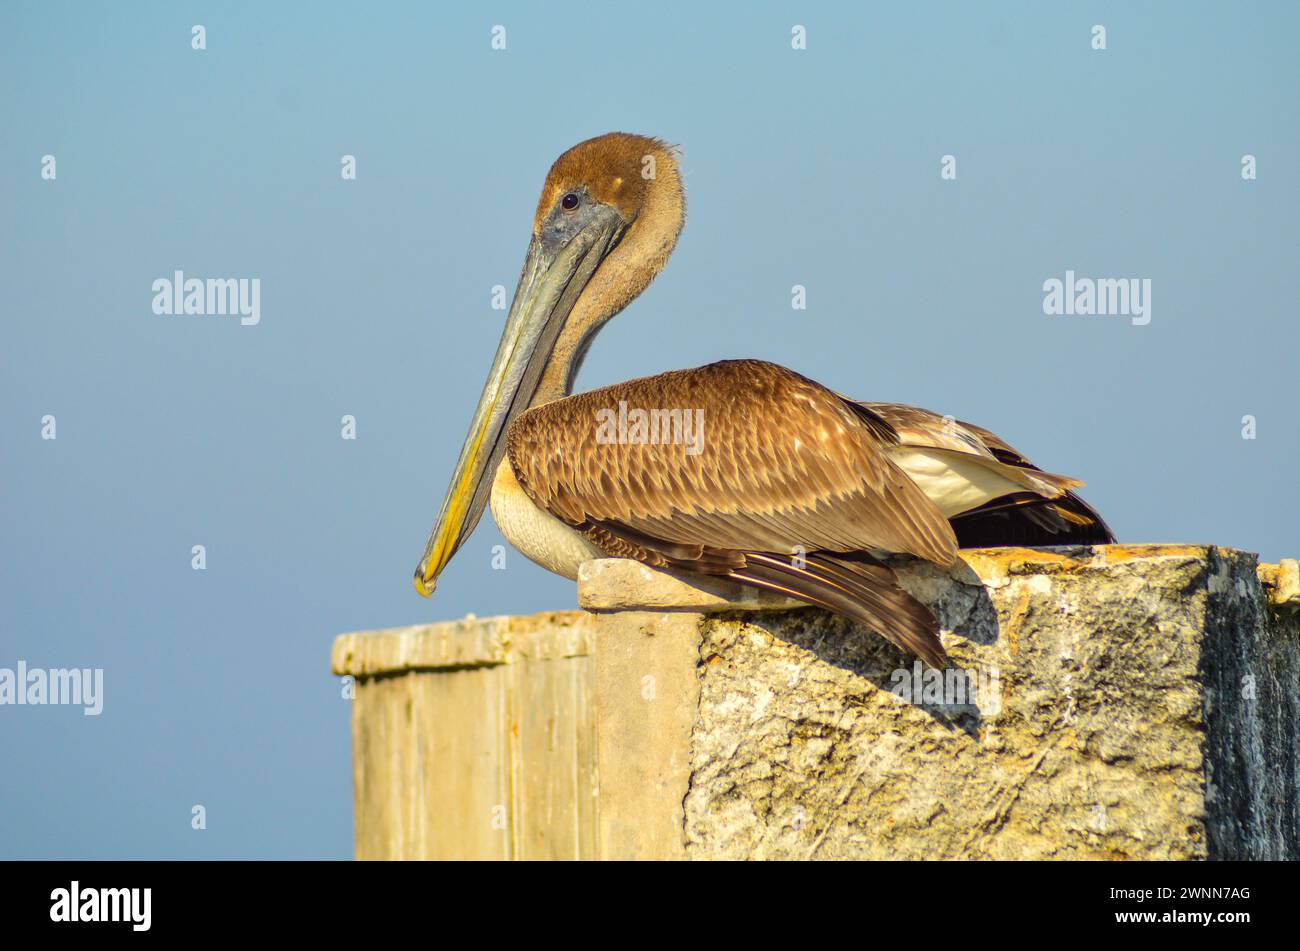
[334,545,1300,860]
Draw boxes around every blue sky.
[1,1,1296,857]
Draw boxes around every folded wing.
[506,360,959,665]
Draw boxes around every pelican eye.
[561,192,580,211]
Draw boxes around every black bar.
[0,859,1280,937]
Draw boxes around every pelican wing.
[506,360,959,567]
[505,361,960,667]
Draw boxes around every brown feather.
[508,360,960,567]
[734,554,945,669]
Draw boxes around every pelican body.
[415,133,1112,668]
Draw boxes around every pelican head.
[414,132,685,596]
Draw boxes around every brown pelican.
[414,133,1112,668]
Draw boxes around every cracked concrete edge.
[1259,558,1300,610]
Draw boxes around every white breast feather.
[490,460,604,580]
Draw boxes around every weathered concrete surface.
[333,612,598,860]
[335,545,1299,860]
[1259,558,1300,611]
[660,546,1300,859]
[592,612,703,860]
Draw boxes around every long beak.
[414,205,625,596]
